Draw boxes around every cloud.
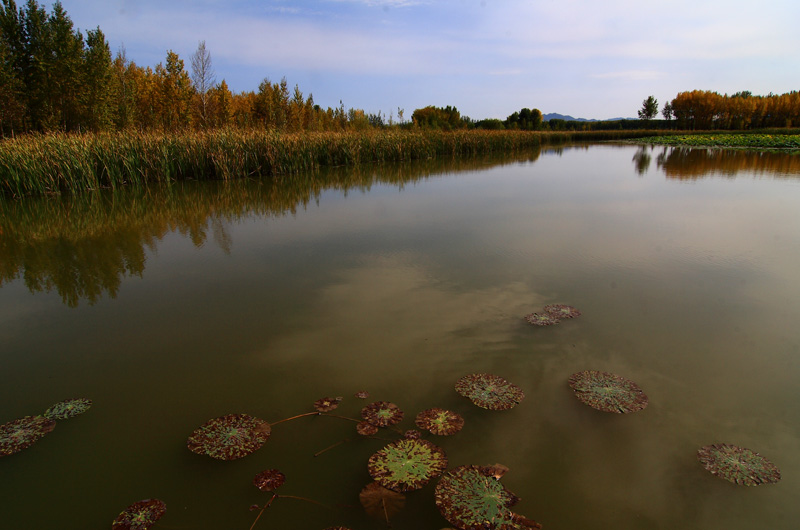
[590,71,667,81]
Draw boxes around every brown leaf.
[359,482,406,522]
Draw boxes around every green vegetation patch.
[186,413,271,460]
[360,401,404,428]
[568,370,649,413]
[367,438,448,492]
[455,373,525,410]
[111,499,166,530]
[434,464,541,530]
[639,134,800,149]
[414,408,465,436]
[697,443,781,486]
[44,398,92,420]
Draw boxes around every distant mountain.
[542,113,634,122]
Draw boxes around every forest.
[1,0,799,138]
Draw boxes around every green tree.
[155,50,193,129]
[638,95,659,121]
[80,27,113,130]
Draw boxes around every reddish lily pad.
[455,374,525,411]
[543,304,581,319]
[356,422,379,436]
[361,401,404,428]
[111,498,166,530]
[403,429,422,440]
[359,482,406,521]
[186,413,271,460]
[355,391,370,399]
[44,398,92,420]
[523,312,559,326]
[314,396,343,413]
[568,370,648,413]
[697,443,781,486]
[0,415,56,457]
[434,465,541,530]
[253,469,286,491]
[368,438,448,492]
[415,408,465,436]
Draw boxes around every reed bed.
[0,129,655,197]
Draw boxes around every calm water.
[1,144,800,530]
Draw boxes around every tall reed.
[0,129,656,197]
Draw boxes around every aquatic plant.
[314,396,343,413]
[455,374,525,410]
[523,312,560,326]
[111,499,166,530]
[415,408,465,436]
[542,304,581,319]
[354,390,370,399]
[697,443,781,486]
[0,415,56,457]
[253,469,286,492]
[367,438,448,492]
[434,465,541,530]
[568,370,649,413]
[356,421,379,436]
[186,413,271,460]
[359,482,406,523]
[360,401,404,428]
[44,398,92,420]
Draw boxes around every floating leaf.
[403,429,422,440]
[322,527,353,530]
[253,469,286,491]
[697,443,781,486]
[568,370,648,413]
[355,391,370,399]
[543,304,581,319]
[186,413,271,460]
[356,422,379,436]
[368,438,448,492]
[44,398,92,420]
[314,396,343,413]
[415,408,465,436]
[523,312,559,326]
[0,415,56,457]
[434,465,541,530]
[359,482,406,521]
[455,374,525,411]
[111,498,166,530]
[361,401,404,428]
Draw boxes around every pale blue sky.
[57,0,799,120]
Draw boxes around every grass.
[0,128,658,197]
[637,132,800,150]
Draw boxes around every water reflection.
[0,152,541,307]
[654,146,800,179]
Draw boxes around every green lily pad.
[0,415,56,457]
[523,312,559,326]
[568,370,648,413]
[314,396,343,413]
[543,304,581,319]
[361,401,404,428]
[415,408,465,436]
[111,498,166,530]
[455,374,525,411]
[434,465,541,530]
[44,398,92,420]
[697,443,781,486]
[186,413,271,460]
[253,469,286,491]
[368,438,448,492]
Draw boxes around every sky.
[55,0,800,121]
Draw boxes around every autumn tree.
[155,50,194,129]
[638,95,658,121]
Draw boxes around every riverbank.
[1,129,659,197]
[635,132,800,150]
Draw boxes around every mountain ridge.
[543,113,633,122]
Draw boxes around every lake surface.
[1,144,799,530]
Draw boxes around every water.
[1,144,799,530]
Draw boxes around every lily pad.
[361,401,404,428]
[543,304,581,319]
[697,443,781,486]
[356,421,379,436]
[44,398,92,420]
[355,391,370,399]
[314,396,343,413]
[403,429,422,440]
[415,408,465,436]
[111,498,166,530]
[434,465,541,530]
[253,469,286,491]
[455,374,525,411]
[368,438,448,492]
[359,481,406,521]
[186,413,271,460]
[523,312,559,326]
[0,415,56,457]
[568,370,648,413]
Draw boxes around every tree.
[190,40,215,127]
[638,95,658,121]
[661,101,672,121]
[81,27,113,130]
